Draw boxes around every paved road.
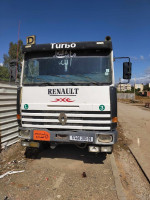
[0,145,119,200]
[118,102,150,181]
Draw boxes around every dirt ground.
[0,143,118,200]
[0,131,150,200]
[118,101,150,180]
[114,124,150,200]
[0,101,150,200]
[118,95,150,105]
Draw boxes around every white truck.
[17,36,131,153]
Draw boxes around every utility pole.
[16,20,20,81]
[134,76,136,100]
[119,78,121,92]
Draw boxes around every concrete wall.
[117,93,135,100]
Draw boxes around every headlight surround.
[97,134,113,143]
[19,130,31,139]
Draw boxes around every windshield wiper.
[23,82,79,86]
[38,82,55,86]
[23,82,55,86]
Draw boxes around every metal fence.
[0,83,19,151]
[117,93,135,100]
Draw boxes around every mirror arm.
[114,57,130,63]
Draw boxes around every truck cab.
[18,36,125,153]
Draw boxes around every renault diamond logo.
[58,113,67,125]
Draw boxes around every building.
[117,84,131,92]
[147,91,150,97]
[135,84,144,92]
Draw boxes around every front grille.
[22,110,111,114]
[21,110,112,131]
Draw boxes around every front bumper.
[19,127,118,145]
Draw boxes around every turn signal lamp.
[112,117,118,123]
[17,114,21,120]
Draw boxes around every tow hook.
[50,143,57,149]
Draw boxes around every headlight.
[97,134,112,143]
[19,130,31,139]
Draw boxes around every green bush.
[0,66,10,81]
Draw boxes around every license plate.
[69,135,93,142]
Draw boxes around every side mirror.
[123,62,132,79]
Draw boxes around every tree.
[143,84,149,91]
[3,40,23,68]
[2,40,23,81]
[135,88,140,96]
[3,54,10,68]
[0,66,9,81]
[131,86,134,93]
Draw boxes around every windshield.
[23,55,112,86]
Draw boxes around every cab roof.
[22,40,112,53]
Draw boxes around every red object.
[33,130,50,141]
[52,98,74,102]
[82,172,87,178]
[147,91,150,97]
[45,178,49,181]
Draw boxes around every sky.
[0,0,150,84]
